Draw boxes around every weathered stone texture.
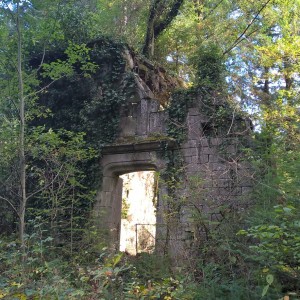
[96,88,253,254]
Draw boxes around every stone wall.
[95,83,253,257]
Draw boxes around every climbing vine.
[162,43,248,224]
[167,88,195,143]
[80,38,136,146]
[161,89,193,220]
[34,38,139,192]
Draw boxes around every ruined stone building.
[88,40,254,259]
[28,38,253,259]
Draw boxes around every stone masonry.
[94,51,253,257]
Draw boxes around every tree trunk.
[142,0,159,58]
[17,1,27,250]
[142,0,184,58]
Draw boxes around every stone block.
[94,205,112,220]
[186,171,199,179]
[242,187,252,194]
[218,187,242,196]
[191,156,199,163]
[199,155,209,164]
[114,153,133,164]
[102,176,115,192]
[137,99,149,135]
[102,152,139,166]
[207,187,220,197]
[130,152,152,161]
[182,140,197,149]
[208,154,220,163]
[202,181,213,188]
[216,179,231,187]
[237,168,253,178]
[119,117,136,137]
[187,115,200,123]
[184,156,192,164]
[102,152,158,175]
[149,111,167,133]
[209,138,222,146]
[237,161,252,169]
[182,147,198,157]
[214,170,231,179]
[133,143,155,151]
[211,163,227,171]
[201,147,215,154]
[186,164,202,172]
[200,165,212,174]
[149,99,160,112]
[225,145,237,154]
[239,178,253,187]
[199,138,209,147]
[101,191,112,206]
[198,114,210,123]
[217,187,231,196]
[232,187,242,195]
[188,123,201,140]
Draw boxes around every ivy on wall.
[167,88,195,143]
[162,43,251,223]
[33,38,140,192]
[162,89,193,218]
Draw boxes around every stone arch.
[94,141,173,249]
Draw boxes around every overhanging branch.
[223,0,273,55]
[153,0,184,37]
[0,195,19,218]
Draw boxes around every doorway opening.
[119,171,157,255]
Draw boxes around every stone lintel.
[101,139,176,154]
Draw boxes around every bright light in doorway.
[119,171,157,255]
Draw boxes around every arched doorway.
[95,141,173,251]
[119,171,157,255]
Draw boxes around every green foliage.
[38,38,133,147]
[0,238,195,299]
[238,203,300,292]
[130,252,172,281]
[167,88,195,143]
[26,127,97,246]
[0,0,299,298]
[164,88,195,210]
[262,274,274,298]
[235,104,300,295]
[121,198,130,219]
[89,0,150,48]
[124,276,190,299]
[193,43,226,90]
[0,226,86,299]
[42,42,98,80]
